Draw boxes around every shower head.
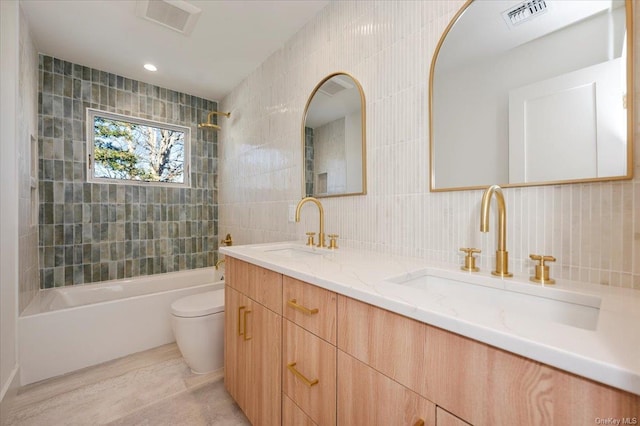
[199,111,230,131]
[198,122,222,131]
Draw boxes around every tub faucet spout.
[480,185,512,277]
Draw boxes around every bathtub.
[19,267,223,385]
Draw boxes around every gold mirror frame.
[301,72,367,198]
[429,0,634,192]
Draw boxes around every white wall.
[1,1,39,414]
[219,1,639,288]
[1,0,21,415]
[17,1,39,313]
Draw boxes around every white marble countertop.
[221,241,640,395]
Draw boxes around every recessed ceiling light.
[144,63,157,72]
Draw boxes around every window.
[86,109,190,187]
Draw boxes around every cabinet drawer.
[337,350,435,426]
[227,257,282,314]
[337,295,429,398]
[283,320,336,425]
[436,407,471,426]
[283,393,317,426]
[283,276,337,344]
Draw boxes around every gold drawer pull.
[287,299,319,316]
[287,362,319,387]
[243,309,252,341]
[414,420,425,426]
[238,306,246,336]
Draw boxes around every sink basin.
[252,243,325,259]
[385,271,601,330]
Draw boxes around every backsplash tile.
[38,55,219,288]
[219,0,639,289]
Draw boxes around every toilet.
[171,289,225,374]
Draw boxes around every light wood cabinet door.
[283,393,317,426]
[224,286,249,408]
[224,259,283,426]
[337,350,435,426]
[244,299,282,426]
[283,276,337,344]
[337,295,640,425]
[283,319,336,425]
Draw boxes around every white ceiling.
[20,0,330,101]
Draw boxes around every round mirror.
[430,0,633,191]
[302,72,366,198]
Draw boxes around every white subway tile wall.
[219,1,639,289]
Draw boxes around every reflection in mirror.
[303,72,366,198]
[430,0,633,191]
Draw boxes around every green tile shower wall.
[38,55,219,288]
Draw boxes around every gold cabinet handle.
[243,309,252,341]
[287,299,319,316]
[414,420,425,426]
[287,362,319,387]
[238,306,246,336]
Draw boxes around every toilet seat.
[171,290,224,318]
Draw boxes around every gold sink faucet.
[480,185,512,277]
[295,197,325,248]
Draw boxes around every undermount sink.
[385,271,601,330]
[252,243,325,259]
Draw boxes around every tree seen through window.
[89,110,189,185]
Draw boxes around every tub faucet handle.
[529,254,556,285]
[221,233,233,246]
[460,247,480,272]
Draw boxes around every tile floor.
[5,343,250,426]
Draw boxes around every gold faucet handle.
[529,254,556,284]
[305,232,316,246]
[459,247,480,272]
[328,234,339,250]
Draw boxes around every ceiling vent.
[319,76,354,97]
[503,0,549,28]
[136,0,202,36]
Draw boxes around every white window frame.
[86,108,191,188]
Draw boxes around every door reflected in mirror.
[430,0,633,191]
[302,73,366,198]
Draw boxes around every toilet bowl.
[171,289,225,374]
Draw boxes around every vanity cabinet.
[337,295,640,425]
[224,258,282,426]
[224,256,639,426]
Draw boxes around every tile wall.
[219,1,640,289]
[38,55,219,287]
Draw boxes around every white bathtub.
[19,267,223,385]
